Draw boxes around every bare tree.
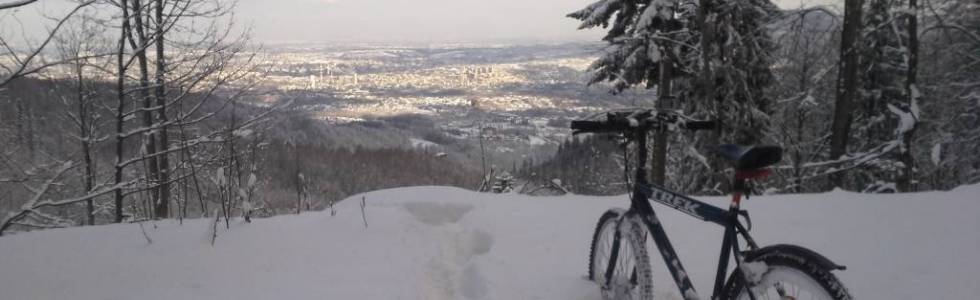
[0,0,277,233]
[53,16,110,225]
[107,0,266,222]
[124,0,164,218]
[767,8,841,193]
[915,0,980,188]
[828,0,865,188]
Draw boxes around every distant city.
[32,42,658,167]
[239,43,657,166]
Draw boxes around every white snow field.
[1,185,978,300]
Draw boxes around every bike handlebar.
[569,120,631,133]
[680,121,717,131]
[570,110,716,134]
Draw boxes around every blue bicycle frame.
[603,129,760,300]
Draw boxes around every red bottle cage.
[735,168,772,180]
[732,168,771,205]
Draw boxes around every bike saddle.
[717,144,783,170]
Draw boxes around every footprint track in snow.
[404,202,473,226]
[404,202,494,300]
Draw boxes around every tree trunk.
[224,101,238,226]
[294,142,302,214]
[829,0,865,189]
[14,96,36,162]
[128,0,162,219]
[153,0,171,218]
[76,61,95,225]
[114,0,132,223]
[178,113,207,217]
[898,0,919,192]
[793,12,812,193]
[697,0,728,194]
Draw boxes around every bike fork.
[603,217,625,288]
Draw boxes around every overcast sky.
[235,0,840,43]
[3,0,840,45]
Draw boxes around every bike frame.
[603,130,762,300]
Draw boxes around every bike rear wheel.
[722,251,852,300]
[589,209,653,300]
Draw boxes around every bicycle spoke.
[738,267,836,300]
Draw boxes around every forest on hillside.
[528,0,979,196]
[1,0,978,234]
[0,0,479,234]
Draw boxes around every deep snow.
[1,185,978,300]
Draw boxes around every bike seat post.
[731,178,745,207]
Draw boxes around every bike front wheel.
[721,250,852,300]
[589,209,653,300]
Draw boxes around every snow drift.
[1,185,977,300]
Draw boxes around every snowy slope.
[1,185,978,300]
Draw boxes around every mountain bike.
[571,109,851,300]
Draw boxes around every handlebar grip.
[681,121,717,131]
[570,120,606,132]
[569,120,632,134]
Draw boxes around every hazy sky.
[235,0,840,43]
[3,0,841,45]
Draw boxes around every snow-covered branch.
[0,0,97,88]
[0,0,37,10]
[0,161,75,235]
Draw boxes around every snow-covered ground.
[1,185,978,300]
[410,137,440,149]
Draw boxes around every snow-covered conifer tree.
[694,0,781,145]
[568,0,699,93]
[836,0,918,192]
[569,0,781,194]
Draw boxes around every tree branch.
[0,0,37,10]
